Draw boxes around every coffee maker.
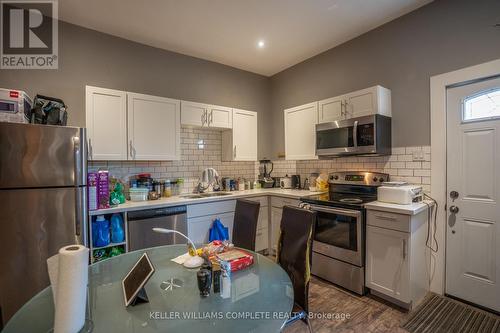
[258,159,275,188]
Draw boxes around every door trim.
[430,58,500,295]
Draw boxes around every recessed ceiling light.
[257,40,265,48]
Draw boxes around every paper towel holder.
[122,253,155,307]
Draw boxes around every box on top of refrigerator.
[0,88,33,124]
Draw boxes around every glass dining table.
[3,245,293,333]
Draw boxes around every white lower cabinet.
[270,197,300,252]
[187,212,234,245]
[366,225,410,302]
[271,207,282,252]
[365,208,428,309]
[245,196,269,252]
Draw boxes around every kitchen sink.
[180,192,233,199]
[181,194,204,199]
[199,192,233,197]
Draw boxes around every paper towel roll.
[47,245,89,333]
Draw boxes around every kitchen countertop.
[89,188,325,216]
[365,200,435,215]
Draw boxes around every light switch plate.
[412,151,425,161]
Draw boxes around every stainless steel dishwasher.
[127,205,187,251]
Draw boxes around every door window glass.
[463,88,500,121]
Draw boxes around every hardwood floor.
[284,277,410,333]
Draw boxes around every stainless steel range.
[300,171,389,295]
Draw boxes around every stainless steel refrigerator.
[0,122,88,325]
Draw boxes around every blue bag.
[209,218,229,241]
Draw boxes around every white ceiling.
[59,0,433,76]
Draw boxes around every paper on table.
[171,252,192,265]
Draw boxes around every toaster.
[377,185,423,205]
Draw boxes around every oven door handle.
[309,204,362,218]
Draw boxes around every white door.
[284,102,318,160]
[208,105,232,129]
[318,95,345,123]
[127,93,180,160]
[85,86,127,160]
[366,225,410,303]
[446,76,500,312]
[181,100,208,127]
[232,109,257,161]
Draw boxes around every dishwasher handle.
[127,205,187,221]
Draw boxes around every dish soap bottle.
[110,213,125,243]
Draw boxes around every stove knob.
[372,177,378,182]
[379,178,384,182]
[333,175,339,180]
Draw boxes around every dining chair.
[276,205,316,333]
[231,199,260,251]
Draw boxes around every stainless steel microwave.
[316,114,391,157]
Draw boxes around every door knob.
[449,205,459,214]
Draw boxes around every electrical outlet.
[412,151,425,161]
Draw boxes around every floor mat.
[402,293,500,333]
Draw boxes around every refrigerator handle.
[73,129,87,186]
[75,187,88,246]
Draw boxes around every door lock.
[449,205,459,214]
[450,191,459,201]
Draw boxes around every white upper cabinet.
[222,108,257,161]
[85,86,127,160]
[318,95,345,123]
[127,93,180,160]
[86,86,181,161]
[181,101,232,129]
[345,85,391,118]
[284,102,318,160]
[180,101,208,127]
[318,85,391,123]
[208,105,232,129]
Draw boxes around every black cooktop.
[300,192,377,209]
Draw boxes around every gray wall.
[269,0,500,157]
[0,21,273,159]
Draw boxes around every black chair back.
[276,205,316,313]
[232,199,260,251]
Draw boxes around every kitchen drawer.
[245,196,268,207]
[271,196,299,208]
[367,209,410,233]
[255,227,268,252]
[187,200,236,218]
